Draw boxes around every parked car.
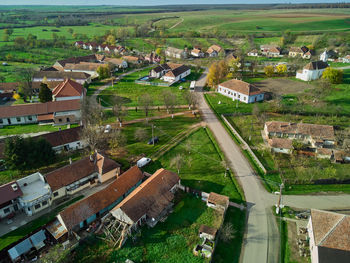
[148,136,159,145]
[137,157,151,168]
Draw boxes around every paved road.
[195,69,350,263]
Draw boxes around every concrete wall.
[218,86,264,104]
[0,115,38,126]
[98,167,119,183]
[296,69,326,81]
[0,202,18,219]
[51,188,67,201]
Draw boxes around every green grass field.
[0,123,78,136]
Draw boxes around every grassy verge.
[0,123,79,137]
[0,195,84,251]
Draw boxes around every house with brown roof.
[149,63,191,83]
[63,62,101,79]
[206,192,229,212]
[247,49,259,57]
[296,61,329,81]
[0,99,81,126]
[267,138,293,154]
[103,57,128,69]
[145,52,161,64]
[52,79,85,101]
[199,225,217,241]
[57,166,144,232]
[165,47,188,59]
[308,209,350,263]
[53,54,101,70]
[0,182,23,219]
[264,121,336,149]
[110,168,180,229]
[218,79,264,103]
[122,55,144,64]
[191,48,204,58]
[45,153,121,201]
[206,45,222,57]
[289,46,311,59]
[33,71,91,84]
[260,45,281,57]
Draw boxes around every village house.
[39,126,85,153]
[0,99,81,126]
[341,55,350,63]
[149,63,191,83]
[74,41,84,48]
[191,48,205,58]
[260,45,281,57]
[33,71,91,84]
[52,79,85,101]
[199,225,217,241]
[206,192,229,212]
[267,138,293,154]
[217,79,265,103]
[0,182,23,219]
[145,52,161,64]
[165,47,188,59]
[288,46,311,59]
[296,61,329,81]
[45,153,121,201]
[103,57,128,69]
[264,121,336,149]
[57,166,145,233]
[110,168,180,230]
[53,54,101,70]
[247,49,259,57]
[122,55,144,64]
[63,62,101,79]
[206,45,222,57]
[0,82,21,93]
[17,172,52,216]
[308,209,350,263]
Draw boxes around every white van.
[137,157,151,168]
[190,81,196,92]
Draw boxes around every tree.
[80,125,107,153]
[14,37,26,48]
[322,67,343,84]
[106,34,116,45]
[170,154,184,175]
[219,223,236,243]
[183,91,198,113]
[275,64,287,75]
[16,68,35,101]
[2,33,9,42]
[108,130,126,151]
[97,65,110,79]
[162,90,177,117]
[264,65,275,77]
[0,76,5,82]
[81,96,105,127]
[4,136,55,171]
[138,94,153,118]
[207,62,220,88]
[39,83,52,103]
[112,96,128,126]
[155,47,162,56]
[134,128,148,142]
[12,93,20,100]
[4,28,13,36]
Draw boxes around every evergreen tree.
[39,82,52,102]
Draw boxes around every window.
[0,119,3,124]
[16,117,21,122]
[238,95,240,98]
[53,192,59,197]
[34,204,41,210]
[28,116,32,121]
[66,117,70,122]
[4,208,10,214]
[58,118,62,122]
[42,201,48,206]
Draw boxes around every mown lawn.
[98,67,203,107]
[0,123,78,137]
[69,193,245,263]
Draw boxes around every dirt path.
[169,18,184,29]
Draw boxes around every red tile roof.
[207,192,229,207]
[59,166,144,231]
[219,79,263,96]
[0,99,81,118]
[52,79,84,98]
[0,182,23,206]
[111,168,179,223]
[39,126,82,147]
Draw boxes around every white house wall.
[0,115,37,126]
[218,86,264,104]
[54,95,82,101]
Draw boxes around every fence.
[221,114,267,174]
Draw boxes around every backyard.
[67,193,245,263]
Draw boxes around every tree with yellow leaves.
[13,93,20,100]
[264,65,275,77]
[276,64,287,75]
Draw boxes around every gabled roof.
[192,48,203,54]
[52,79,84,98]
[33,71,91,80]
[219,79,263,96]
[310,209,350,251]
[104,57,126,66]
[39,126,82,147]
[199,225,217,237]
[45,153,120,192]
[166,47,184,54]
[0,181,23,206]
[164,65,190,78]
[56,55,98,67]
[111,168,179,223]
[207,45,222,54]
[0,99,81,118]
[63,63,101,72]
[303,61,329,70]
[59,166,144,231]
[207,192,229,207]
[267,138,293,149]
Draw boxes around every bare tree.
[108,130,127,151]
[219,223,236,243]
[138,94,153,118]
[170,154,184,175]
[112,96,128,126]
[80,125,107,153]
[17,68,35,101]
[183,91,198,113]
[81,96,105,127]
[134,127,148,142]
[162,90,177,117]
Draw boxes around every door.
[7,118,11,124]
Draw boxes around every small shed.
[199,225,217,241]
[207,192,229,212]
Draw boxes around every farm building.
[57,166,145,233]
[288,46,311,59]
[52,79,85,101]
[217,79,264,103]
[260,45,281,57]
[206,192,229,212]
[165,47,187,59]
[267,138,293,154]
[296,61,329,81]
[33,71,91,84]
[308,209,350,263]
[110,168,180,229]
[206,45,222,57]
